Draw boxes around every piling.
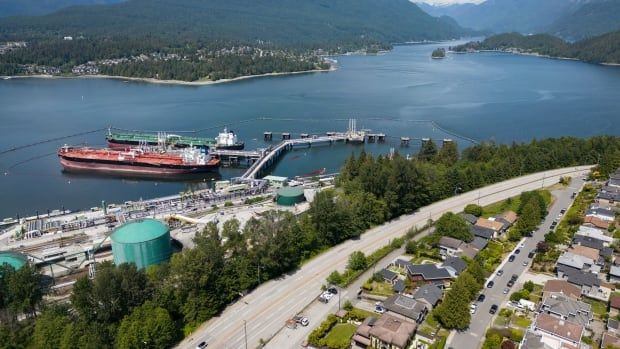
[264,132,273,141]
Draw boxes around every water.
[1,42,619,217]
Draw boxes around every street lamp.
[244,320,248,349]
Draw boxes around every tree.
[327,271,343,286]
[501,340,517,349]
[5,263,43,319]
[418,139,438,161]
[433,280,471,329]
[32,305,71,349]
[482,333,502,349]
[347,251,367,271]
[435,212,473,242]
[464,204,483,217]
[523,281,535,292]
[116,301,178,349]
[536,241,551,253]
[405,240,418,255]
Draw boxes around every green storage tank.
[111,218,171,270]
[276,186,305,206]
[0,252,27,270]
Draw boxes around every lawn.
[528,284,544,302]
[478,240,506,273]
[323,323,357,349]
[583,298,608,318]
[553,184,599,243]
[482,190,551,218]
[365,281,395,296]
[512,315,532,328]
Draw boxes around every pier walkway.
[241,135,347,179]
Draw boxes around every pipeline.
[0,128,107,156]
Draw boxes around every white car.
[322,291,334,300]
[503,288,510,294]
[519,242,525,248]
[469,304,477,314]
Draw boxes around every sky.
[415,0,485,5]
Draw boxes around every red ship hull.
[58,146,220,176]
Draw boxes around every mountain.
[0,0,125,18]
[549,0,620,41]
[416,0,581,34]
[453,31,620,64]
[0,0,467,44]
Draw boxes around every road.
[179,166,592,349]
[445,175,587,349]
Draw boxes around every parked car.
[503,288,509,294]
[519,242,525,248]
[327,287,338,295]
[477,294,486,302]
[497,270,504,276]
[374,305,385,314]
[511,274,518,281]
[522,260,529,266]
[356,288,363,299]
[514,249,521,254]
[487,281,494,288]
[508,255,516,262]
[293,315,309,327]
[196,342,208,349]
[528,251,535,258]
[490,304,498,314]
[470,304,477,314]
[560,208,567,214]
[507,280,515,288]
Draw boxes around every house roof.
[542,280,581,300]
[493,217,512,230]
[368,314,417,349]
[499,210,518,224]
[572,235,605,251]
[413,284,443,307]
[602,247,614,258]
[610,265,620,278]
[393,279,406,293]
[520,330,548,349]
[602,332,620,349]
[355,316,377,339]
[458,244,478,259]
[460,213,478,225]
[566,269,601,288]
[438,236,463,250]
[583,216,611,229]
[576,226,613,243]
[609,178,620,188]
[379,268,398,281]
[470,236,488,251]
[442,257,468,276]
[475,217,505,231]
[393,259,413,270]
[609,318,620,331]
[568,245,600,261]
[602,185,620,194]
[586,207,616,220]
[382,294,427,322]
[557,251,596,270]
[469,224,494,239]
[534,313,584,344]
[598,191,620,202]
[406,264,452,280]
[610,295,620,310]
[541,295,592,327]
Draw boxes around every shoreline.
[1,65,337,86]
[452,49,619,66]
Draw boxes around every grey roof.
[601,247,614,258]
[520,330,547,349]
[586,207,616,219]
[540,295,592,327]
[406,264,452,280]
[438,236,463,250]
[442,257,467,275]
[379,268,398,281]
[598,191,620,202]
[469,225,493,240]
[566,269,601,287]
[393,279,406,293]
[609,178,620,188]
[383,294,427,321]
[602,185,620,194]
[460,213,478,225]
[556,251,595,270]
[572,235,606,251]
[393,259,413,269]
[610,265,620,278]
[470,236,488,251]
[413,284,443,307]
[609,319,620,331]
[493,217,512,230]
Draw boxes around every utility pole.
[244,320,248,349]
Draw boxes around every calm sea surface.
[1,42,619,217]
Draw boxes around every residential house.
[520,329,587,349]
[470,224,495,240]
[610,264,620,283]
[438,236,464,259]
[572,235,613,259]
[405,264,453,288]
[530,313,585,349]
[602,332,620,349]
[542,280,581,300]
[367,314,417,349]
[382,294,428,323]
[442,256,468,277]
[610,295,620,318]
[583,216,611,230]
[556,251,600,279]
[575,226,613,245]
[597,190,620,208]
[539,295,593,327]
[470,236,489,251]
[565,270,610,301]
[608,318,620,335]
[379,268,399,285]
[458,244,479,260]
[569,245,601,262]
[498,210,518,225]
[586,207,616,222]
[460,213,478,225]
[412,284,443,309]
[393,259,413,271]
[475,217,505,237]
[393,279,406,294]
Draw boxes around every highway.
[445,175,588,349]
[179,166,592,349]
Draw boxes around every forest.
[1,135,619,348]
[452,31,620,64]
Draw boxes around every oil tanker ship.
[106,128,244,150]
[58,145,220,176]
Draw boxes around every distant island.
[451,32,620,65]
[0,0,468,83]
[431,48,446,59]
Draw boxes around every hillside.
[549,0,620,41]
[417,0,581,34]
[0,0,466,44]
[0,0,125,18]
[452,32,620,64]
